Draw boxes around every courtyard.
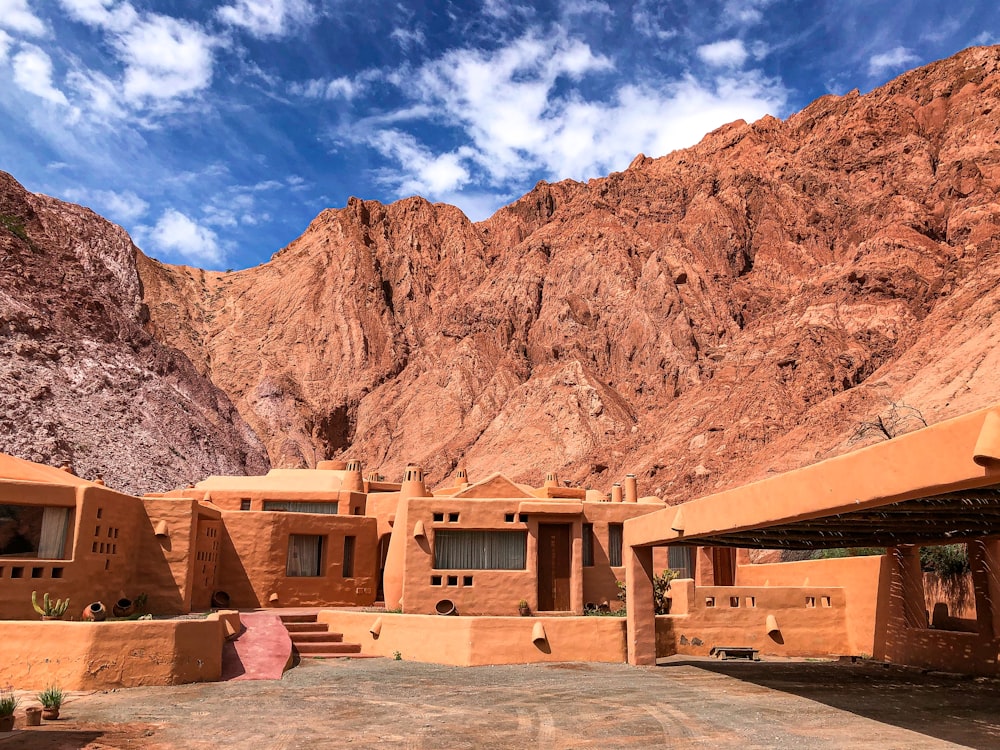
[3,657,999,749]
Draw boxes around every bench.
[709,646,760,661]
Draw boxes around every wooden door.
[537,524,571,611]
[712,547,736,586]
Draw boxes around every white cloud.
[0,0,46,36]
[140,209,225,266]
[12,45,71,107]
[116,15,216,102]
[293,75,359,100]
[722,0,776,27]
[59,0,138,33]
[63,187,149,222]
[390,26,425,50]
[561,0,613,18]
[0,29,11,62]
[349,29,786,218]
[697,39,749,68]
[216,0,316,39]
[868,46,920,77]
[631,0,676,40]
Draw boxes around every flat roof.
[626,405,1000,550]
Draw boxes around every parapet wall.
[317,611,627,666]
[657,580,851,658]
[0,616,226,689]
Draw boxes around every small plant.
[616,569,678,615]
[517,598,528,609]
[0,689,17,717]
[392,650,402,661]
[32,591,70,619]
[135,592,149,613]
[37,687,64,710]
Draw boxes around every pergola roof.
[625,406,1000,550]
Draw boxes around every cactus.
[31,591,70,618]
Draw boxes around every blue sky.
[0,1,996,270]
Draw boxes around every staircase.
[279,613,367,658]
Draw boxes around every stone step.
[295,641,361,655]
[283,623,329,634]
[305,652,381,660]
[279,613,319,624]
[290,631,344,644]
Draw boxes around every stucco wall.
[317,610,628,665]
[656,580,851,658]
[0,617,225,689]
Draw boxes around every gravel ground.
[3,657,999,749]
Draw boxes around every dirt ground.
[3,657,1000,749]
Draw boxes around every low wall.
[317,611,627,666]
[0,616,226,689]
[656,581,850,658]
[735,555,887,655]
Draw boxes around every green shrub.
[0,689,17,717]
[37,686,64,709]
[920,544,969,578]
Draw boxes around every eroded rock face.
[6,46,1000,500]
[0,173,269,494]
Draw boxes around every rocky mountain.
[0,173,269,494]
[3,46,1000,499]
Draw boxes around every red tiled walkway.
[221,612,292,681]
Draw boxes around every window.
[582,524,594,567]
[433,530,527,570]
[608,524,623,567]
[264,501,337,514]
[286,535,325,577]
[342,536,355,578]
[667,546,694,579]
[240,499,251,511]
[0,505,71,560]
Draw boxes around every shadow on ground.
[660,658,1000,750]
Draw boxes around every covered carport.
[624,406,1000,672]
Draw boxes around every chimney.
[544,471,559,488]
[401,464,428,498]
[344,459,364,492]
[611,483,623,503]
[624,474,638,503]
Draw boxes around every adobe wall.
[734,555,888,655]
[878,542,1000,675]
[136,497,204,614]
[0,617,225,689]
[216,511,378,608]
[317,611,628,665]
[196,489,364,515]
[0,483,150,620]
[655,580,851,657]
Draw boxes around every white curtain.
[38,507,70,559]
[434,531,527,570]
[286,534,323,577]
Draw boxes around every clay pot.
[82,602,107,622]
[41,708,59,721]
[25,707,41,727]
[518,605,531,617]
[0,715,13,732]
[434,599,456,616]
[211,591,231,609]
[112,598,134,618]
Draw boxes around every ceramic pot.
[83,602,107,622]
[112,598,134,618]
[41,708,59,721]
[518,605,531,617]
[0,714,13,732]
[211,591,231,609]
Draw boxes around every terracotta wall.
[216,511,377,608]
[878,543,1000,675]
[656,580,851,657]
[0,483,150,620]
[317,611,628,665]
[0,617,225,689]
[200,489,365,515]
[735,554,888,655]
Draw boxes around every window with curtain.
[608,524,623,567]
[264,501,338,514]
[582,524,594,567]
[433,530,527,570]
[0,505,71,559]
[668,546,694,579]
[286,534,325,576]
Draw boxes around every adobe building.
[623,405,1000,676]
